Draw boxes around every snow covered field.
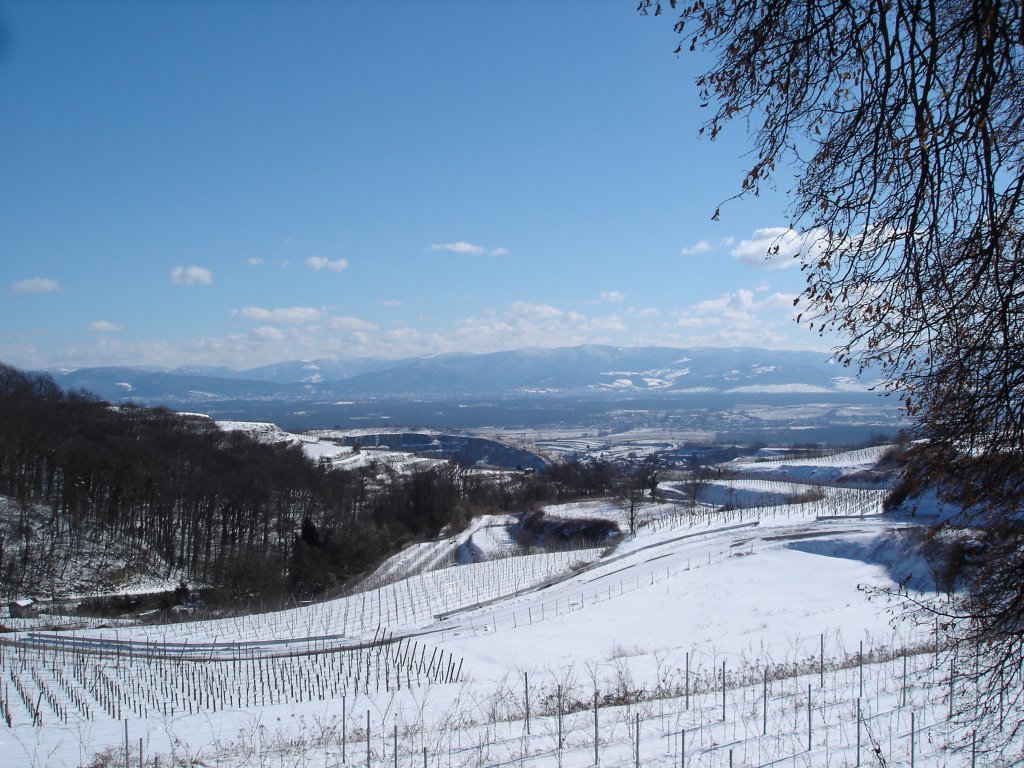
[1,447,1020,766]
[720,445,896,486]
[216,421,448,473]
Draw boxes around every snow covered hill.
[3,446,1016,767]
[49,345,884,401]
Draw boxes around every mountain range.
[47,345,877,405]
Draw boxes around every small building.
[8,598,38,619]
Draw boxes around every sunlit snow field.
[1,446,1017,767]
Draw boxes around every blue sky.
[0,1,825,371]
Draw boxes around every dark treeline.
[0,363,632,602]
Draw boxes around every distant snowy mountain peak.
[592,363,697,391]
[46,345,879,405]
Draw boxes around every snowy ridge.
[216,420,451,472]
[51,345,891,400]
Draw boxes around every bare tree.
[681,462,709,509]
[616,463,654,536]
[641,0,1024,750]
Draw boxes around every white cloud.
[759,291,796,309]
[691,287,755,315]
[170,266,214,285]
[383,326,432,344]
[427,241,508,256]
[599,291,626,304]
[381,299,403,307]
[669,287,812,348]
[438,300,632,354]
[252,326,285,341]
[305,256,349,272]
[579,314,627,333]
[681,237,740,256]
[429,241,485,255]
[329,316,378,332]
[629,306,661,319]
[246,258,264,267]
[508,301,565,320]
[11,277,61,293]
[89,320,124,333]
[233,306,324,324]
[730,227,826,269]
[680,239,713,256]
[19,281,824,370]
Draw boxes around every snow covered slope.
[4,446,1018,767]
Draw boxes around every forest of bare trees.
[0,362,639,602]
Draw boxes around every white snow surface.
[729,444,892,471]
[721,444,896,485]
[215,421,450,472]
[365,513,522,587]
[4,445,1019,766]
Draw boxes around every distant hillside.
[0,363,497,600]
[0,363,622,603]
[49,345,873,404]
[50,365,292,402]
